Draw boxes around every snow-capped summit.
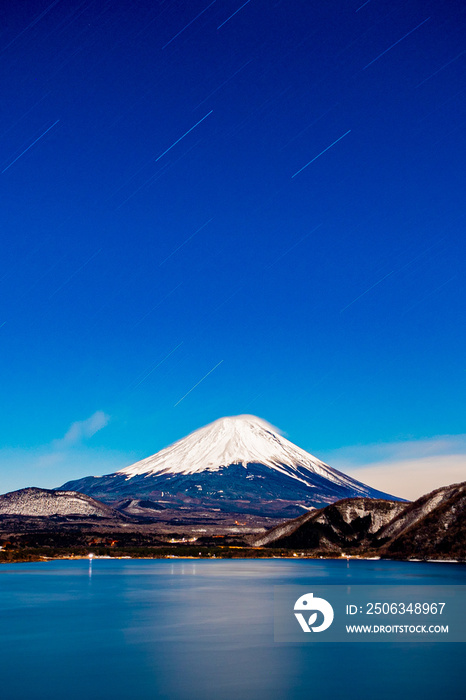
[117,414,341,485]
[61,415,402,524]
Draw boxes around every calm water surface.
[0,559,464,700]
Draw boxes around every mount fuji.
[61,415,401,526]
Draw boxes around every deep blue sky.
[1,0,465,493]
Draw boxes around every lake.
[0,559,464,699]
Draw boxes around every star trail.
[0,0,464,491]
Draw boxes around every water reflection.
[0,559,464,700]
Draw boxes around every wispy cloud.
[54,410,110,448]
[322,435,466,500]
[0,411,132,495]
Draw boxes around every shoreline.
[1,553,464,565]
